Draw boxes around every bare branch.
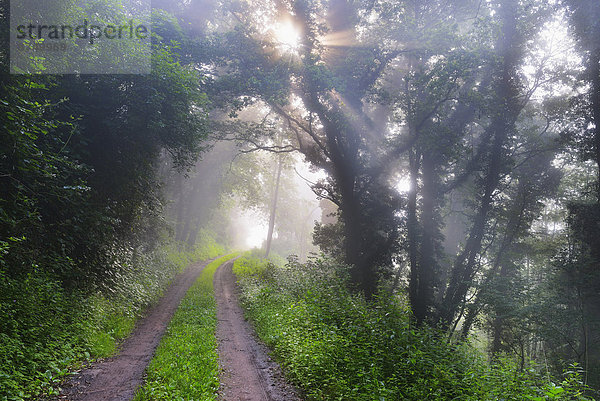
[269,102,331,158]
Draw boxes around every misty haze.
[1,0,599,400]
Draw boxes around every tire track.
[55,258,214,401]
[214,260,301,401]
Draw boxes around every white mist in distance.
[242,210,269,249]
[227,156,326,254]
[228,207,269,250]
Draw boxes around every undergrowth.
[233,255,596,401]
[0,232,225,401]
[133,253,237,401]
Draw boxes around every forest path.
[55,258,214,401]
[214,260,301,401]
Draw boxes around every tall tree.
[557,0,600,385]
[208,0,562,332]
[0,6,210,286]
[436,0,551,328]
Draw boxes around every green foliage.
[0,6,216,399]
[165,229,226,271]
[232,255,269,278]
[0,242,221,401]
[0,269,80,400]
[233,256,595,401]
[134,254,237,401]
[0,4,210,287]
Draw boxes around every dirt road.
[56,259,213,401]
[53,257,300,401]
[214,260,301,401]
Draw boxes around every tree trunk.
[490,260,515,356]
[591,49,600,202]
[461,192,529,338]
[174,174,186,244]
[438,0,522,329]
[265,154,283,258]
[407,149,423,322]
[416,151,440,324]
[407,149,442,325]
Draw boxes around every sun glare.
[272,20,301,52]
[396,176,411,194]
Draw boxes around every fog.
[164,139,323,260]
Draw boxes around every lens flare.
[272,20,300,52]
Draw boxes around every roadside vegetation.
[233,255,596,401]
[0,4,218,399]
[0,234,224,400]
[133,253,237,401]
[3,0,600,398]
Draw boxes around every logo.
[10,0,151,74]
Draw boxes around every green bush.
[165,229,226,271]
[233,256,596,401]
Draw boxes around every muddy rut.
[214,260,301,401]
[56,259,213,401]
[53,258,300,401]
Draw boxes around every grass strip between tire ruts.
[133,254,237,401]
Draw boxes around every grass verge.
[133,253,237,401]
[79,236,226,361]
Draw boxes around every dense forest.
[1,0,600,399]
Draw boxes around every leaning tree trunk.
[437,0,522,329]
